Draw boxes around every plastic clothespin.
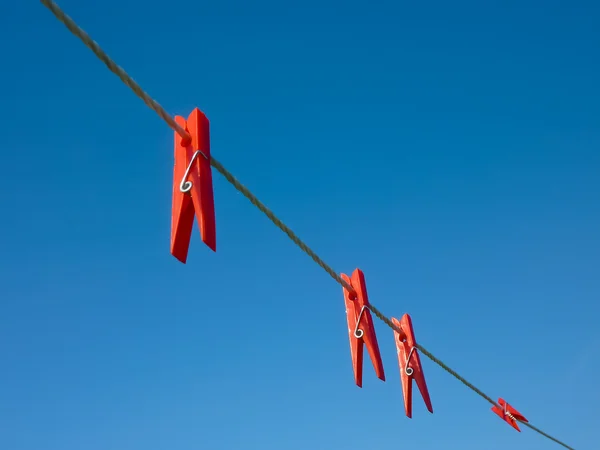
[341,268,385,387]
[392,314,433,418]
[170,108,217,263]
[492,398,528,432]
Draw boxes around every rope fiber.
[40,1,575,448]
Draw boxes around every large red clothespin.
[492,398,528,432]
[392,314,433,418]
[171,108,216,263]
[341,268,385,387]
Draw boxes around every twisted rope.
[39,0,190,142]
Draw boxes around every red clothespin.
[171,108,216,263]
[492,398,528,432]
[392,314,433,418]
[341,268,385,387]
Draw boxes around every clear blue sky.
[1,1,598,449]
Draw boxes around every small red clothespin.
[341,268,385,387]
[171,108,216,263]
[392,314,433,418]
[492,398,528,432]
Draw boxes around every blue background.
[1,1,598,449]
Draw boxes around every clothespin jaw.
[171,108,216,263]
[492,398,528,432]
[392,314,433,418]
[341,268,385,388]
